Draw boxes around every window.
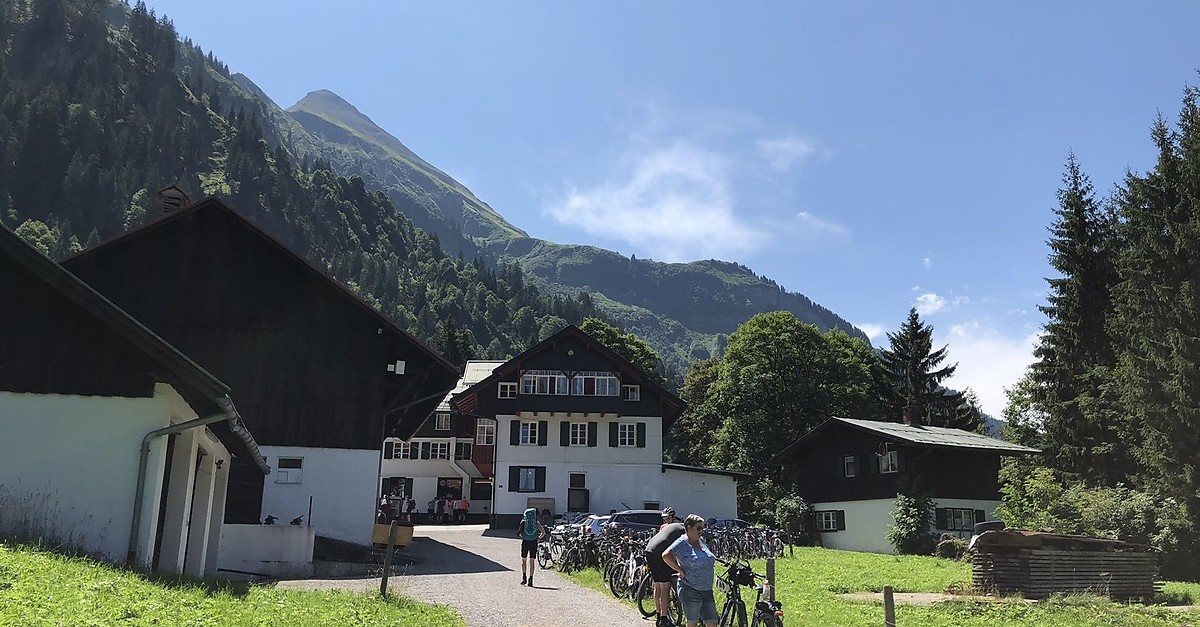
[621,385,640,401]
[880,443,899,474]
[498,382,517,399]
[643,501,659,511]
[843,455,857,478]
[275,457,303,484]
[455,441,473,460]
[520,421,539,446]
[397,441,411,459]
[569,422,588,446]
[431,441,449,460]
[521,370,568,395]
[815,510,844,532]
[938,508,980,536]
[383,440,413,460]
[617,423,637,447]
[476,422,495,445]
[508,466,545,492]
[435,412,451,430]
[569,472,586,488]
[571,371,620,396]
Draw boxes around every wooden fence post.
[379,520,399,597]
[766,557,776,601]
[883,585,896,627]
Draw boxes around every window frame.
[475,422,495,446]
[430,441,449,460]
[454,441,473,461]
[521,370,569,396]
[816,510,839,532]
[435,412,451,431]
[569,422,588,446]
[520,421,540,446]
[617,422,637,447]
[498,382,517,399]
[621,384,640,401]
[843,455,857,477]
[517,467,537,492]
[944,508,975,531]
[879,443,899,474]
[571,371,620,396]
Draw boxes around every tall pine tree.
[879,308,971,428]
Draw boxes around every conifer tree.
[879,308,962,426]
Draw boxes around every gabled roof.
[773,416,1040,463]
[63,196,460,438]
[0,223,269,474]
[661,463,751,480]
[438,360,506,413]
[449,325,686,425]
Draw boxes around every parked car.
[708,517,754,530]
[607,509,665,532]
[581,514,611,535]
[553,512,590,532]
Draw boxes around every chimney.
[157,185,191,213]
[902,406,917,426]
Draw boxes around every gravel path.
[277,524,652,627]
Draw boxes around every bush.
[935,533,968,560]
[886,492,935,555]
[774,495,810,544]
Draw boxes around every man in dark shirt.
[645,507,685,627]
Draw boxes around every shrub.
[886,492,935,555]
[774,494,810,544]
[935,533,968,560]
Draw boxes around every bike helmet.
[661,506,676,518]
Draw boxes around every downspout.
[126,395,268,567]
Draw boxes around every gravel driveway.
[277,524,651,627]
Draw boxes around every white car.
[581,514,611,535]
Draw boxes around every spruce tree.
[879,308,962,427]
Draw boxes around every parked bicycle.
[714,558,784,627]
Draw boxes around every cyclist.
[663,514,719,627]
[517,507,546,587]
[645,506,685,627]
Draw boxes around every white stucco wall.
[0,390,170,562]
[661,469,738,520]
[259,446,377,544]
[218,524,314,578]
[812,498,1002,554]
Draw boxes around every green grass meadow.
[0,543,463,627]
[567,546,1200,627]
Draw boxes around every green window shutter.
[974,509,987,524]
[534,467,547,492]
[510,419,520,445]
[508,466,520,492]
[896,448,907,472]
[609,422,619,447]
[383,441,394,459]
[835,510,846,531]
[538,420,548,446]
[587,422,598,447]
[636,422,647,448]
[560,421,570,447]
[935,508,948,530]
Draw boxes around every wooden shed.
[971,530,1159,600]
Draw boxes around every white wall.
[496,413,664,467]
[661,469,738,520]
[0,390,169,562]
[218,524,314,579]
[812,498,1001,553]
[259,446,377,544]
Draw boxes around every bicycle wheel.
[666,584,684,627]
[635,574,657,618]
[536,543,549,569]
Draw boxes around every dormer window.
[435,412,451,430]
[879,443,899,474]
[621,385,640,401]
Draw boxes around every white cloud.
[922,254,932,269]
[914,292,947,315]
[545,140,767,262]
[857,323,886,342]
[795,211,848,236]
[939,320,1040,418]
[756,135,818,172]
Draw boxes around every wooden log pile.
[971,530,1159,600]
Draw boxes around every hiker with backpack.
[516,507,546,586]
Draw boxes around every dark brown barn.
[61,196,459,536]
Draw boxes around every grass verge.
[566,546,1200,626]
[0,543,463,627]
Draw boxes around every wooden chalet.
[60,195,460,542]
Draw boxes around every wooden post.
[766,557,775,601]
[883,585,896,627]
[379,520,399,597]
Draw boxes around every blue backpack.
[521,509,540,541]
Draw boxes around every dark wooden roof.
[60,194,463,439]
[660,463,750,479]
[772,416,1040,463]
[0,223,268,473]
[449,325,685,427]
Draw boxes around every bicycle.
[715,558,784,627]
[636,573,684,626]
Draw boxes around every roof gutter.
[125,395,269,567]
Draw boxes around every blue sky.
[146,1,1200,418]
